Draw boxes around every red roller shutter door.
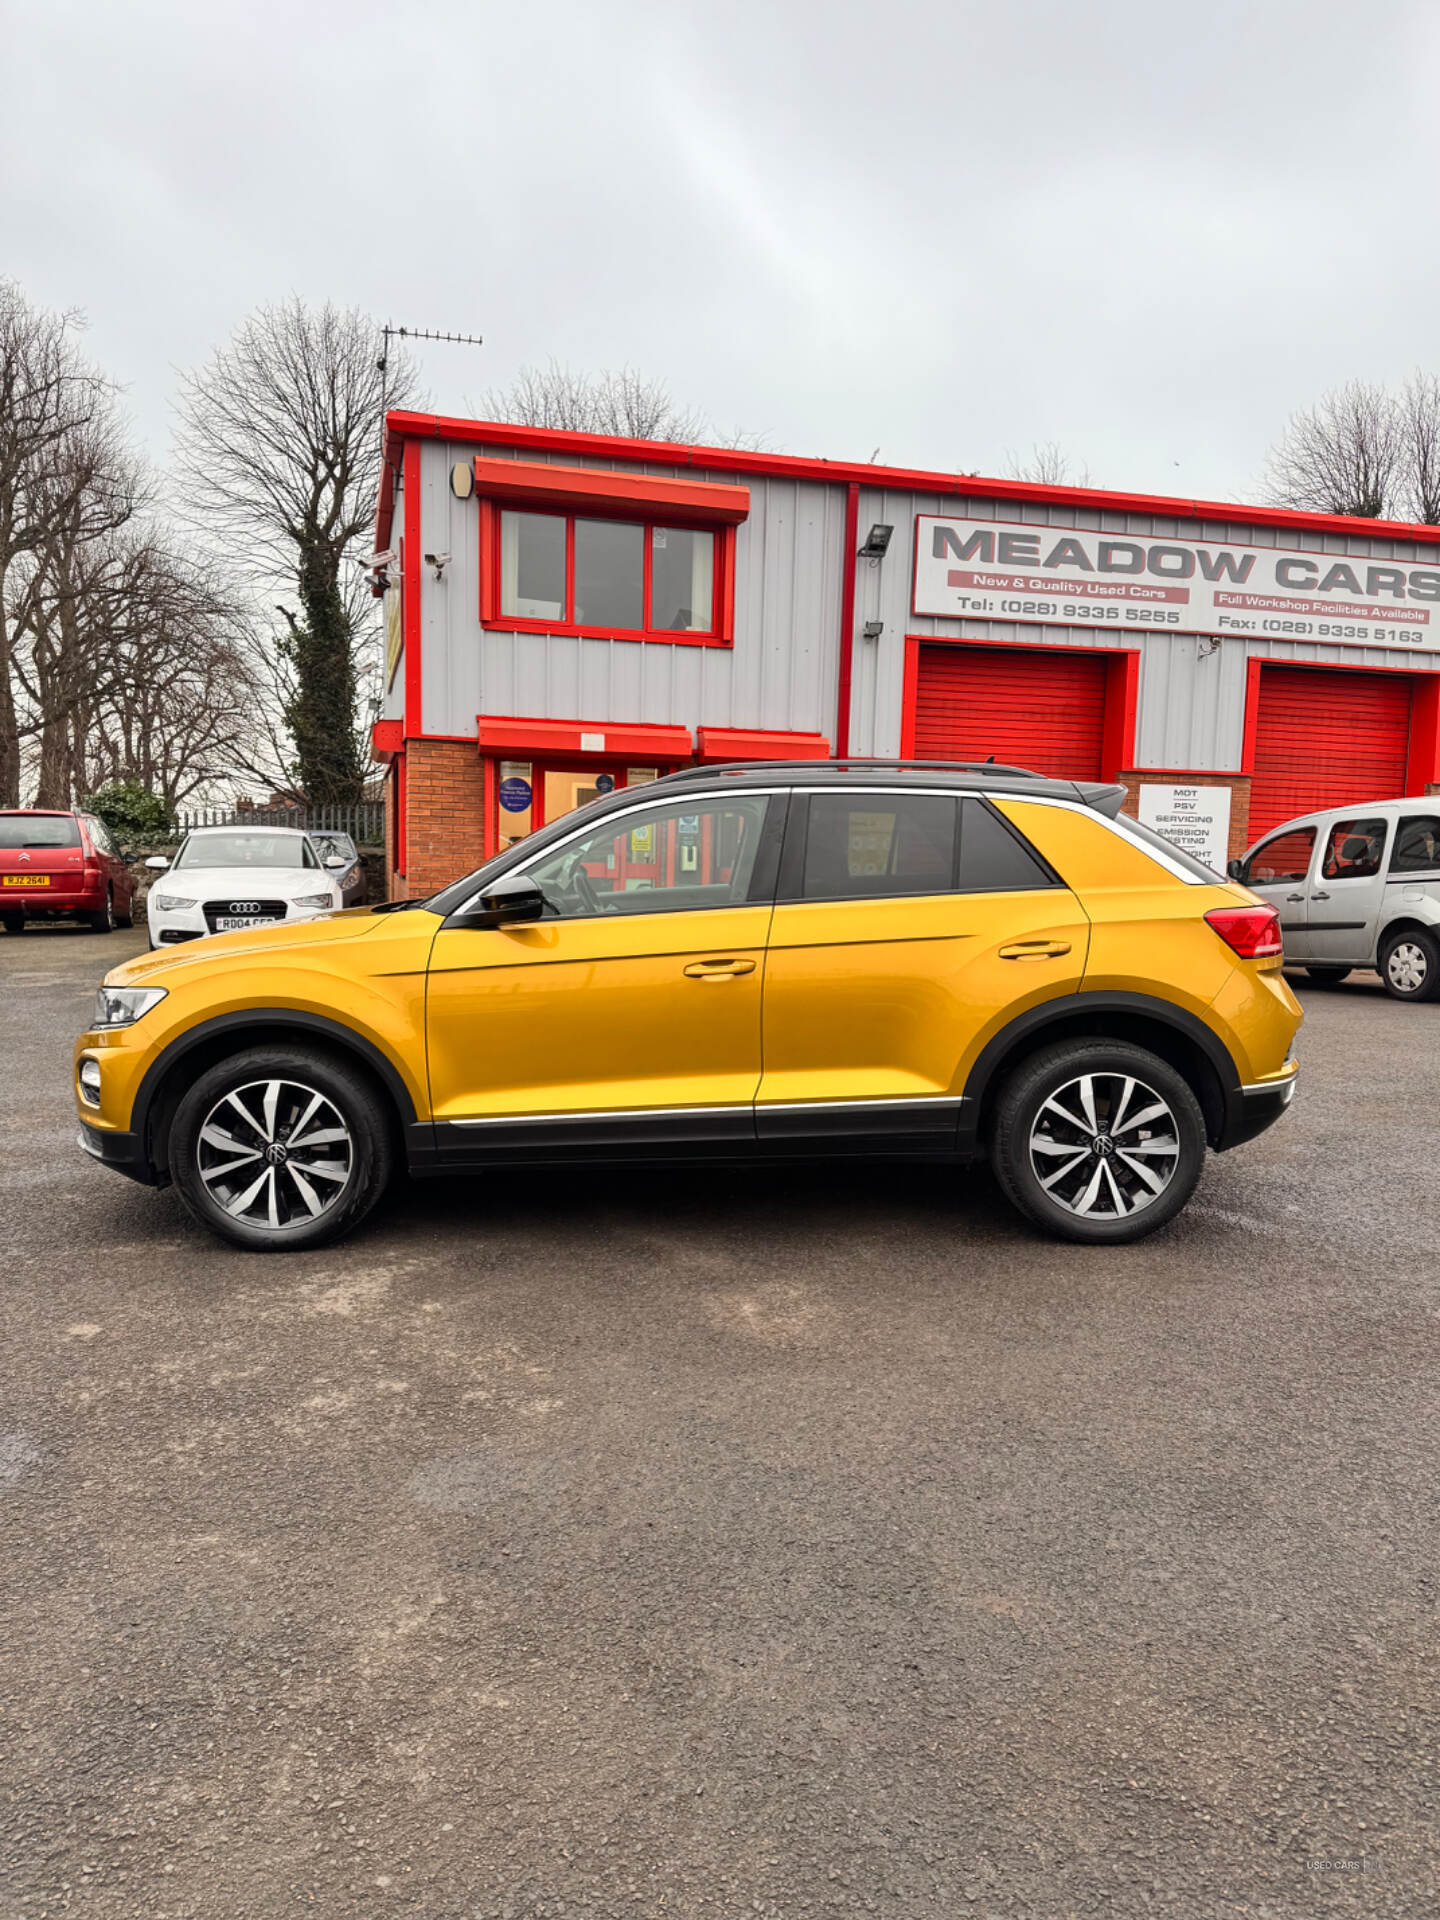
[1250,667,1412,838]
[913,644,1108,781]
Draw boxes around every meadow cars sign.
[913,515,1440,652]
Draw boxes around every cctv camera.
[368,548,398,571]
[424,551,452,579]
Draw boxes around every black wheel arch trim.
[129,1009,425,1175]
[959,990,1245,1152]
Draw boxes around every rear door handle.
[1311,889,1330,901]
[683,958,757,980]
[998,940,1072,961]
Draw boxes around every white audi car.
[145,826,345,950]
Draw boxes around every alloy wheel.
[1028,1072,1181,1219]
[1386,942,1429,995]
[195,1078,354,1230]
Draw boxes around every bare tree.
[1398,372,1440,525]
[1264,380,1403,519]
[1004,441,1093,488]
[483,360,706,441]
[0,281,114,803]
[173,299,420,806]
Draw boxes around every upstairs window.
[497,510,717,638]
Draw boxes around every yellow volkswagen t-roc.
[74,762,1301,1251]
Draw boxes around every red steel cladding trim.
[371,719,403,762]
[402,439,423,740]
[1408,675,1440,789]
[470,455,749,524]
[898,637,922,756]
[382,411,1440,548]
[473,715,693,759]
[696,728,830,760]
[835,483,860,758]
[1103,651,1141,781]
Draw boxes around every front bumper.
[1216,1063,1298,1151]
[77,1118,156,1186]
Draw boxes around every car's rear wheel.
[1,912,23,936]
[87,888,115,934]
[1304,966,1351,985]
[990,1039,1207,1244]
[169,1046,393,1251]
[1379,927,1440,1002]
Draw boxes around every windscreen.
[0,815,81,849]
[173,833,317,871]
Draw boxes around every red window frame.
[478,497,736,648]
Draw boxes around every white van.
[1233,802,1440,1000]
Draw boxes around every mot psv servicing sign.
[911,515,1440,652]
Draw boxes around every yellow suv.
[74,763,1300,1251]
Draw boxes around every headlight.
[150,893,196,912]
[91,985,168,1030]
[292,893,333,909]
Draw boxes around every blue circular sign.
[498,776,532,813]
[595,773,615,794]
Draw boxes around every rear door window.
[1320,817,1388,881]
[1244,826,1315,886]
[1389,814,1440,876]
[798,794,958,899]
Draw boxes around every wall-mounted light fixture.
[862,620,884,641]
[858,523,893,561]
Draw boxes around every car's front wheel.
[1379,927,1440,1002]
[169,1046,394,1251]
[990,1040,1207,1244]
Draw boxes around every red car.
[0,809,136,934]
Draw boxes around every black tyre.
[990,1039,1207,1245]
[115,897,134,928]
[1379,926,1440,1002]
[169,1045,394,1251]
[1,912,23,935]
[87,887,115,934]
[1304,966,1351,985]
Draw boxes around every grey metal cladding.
[850,485,1440,768]
[418,439,846,741]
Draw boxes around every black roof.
[651,758,1126,813]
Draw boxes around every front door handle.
[998,940,1072,961]
[1287,892,1305,902]
[683,958,757,980]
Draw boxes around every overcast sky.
[5,0,1439,505]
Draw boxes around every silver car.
[1232,800,1440,1000]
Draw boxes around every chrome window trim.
[454,780,1207,917]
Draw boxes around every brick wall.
[1117,771,1253,862]
[390,740,487,899]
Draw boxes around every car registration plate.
[216,914,280,931]
[3,874,50,887]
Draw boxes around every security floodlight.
[862,620,884,640]
[858,524,893,560]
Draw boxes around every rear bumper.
[1216,1065,1298,1151]
[2,890,104,913]
[76,1119,156,1186]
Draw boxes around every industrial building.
[371,412,1440,896]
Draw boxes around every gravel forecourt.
[1,927,1437,1918]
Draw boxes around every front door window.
[521,795,770,917]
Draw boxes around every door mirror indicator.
[451,873,546,929]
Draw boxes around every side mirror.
[453,873,546,929]
[144,856,170,871]
[1226,858,1245,881]
[324,855,347,870]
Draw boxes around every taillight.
[1205,904,1283,959]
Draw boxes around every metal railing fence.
[171,802,384,845]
